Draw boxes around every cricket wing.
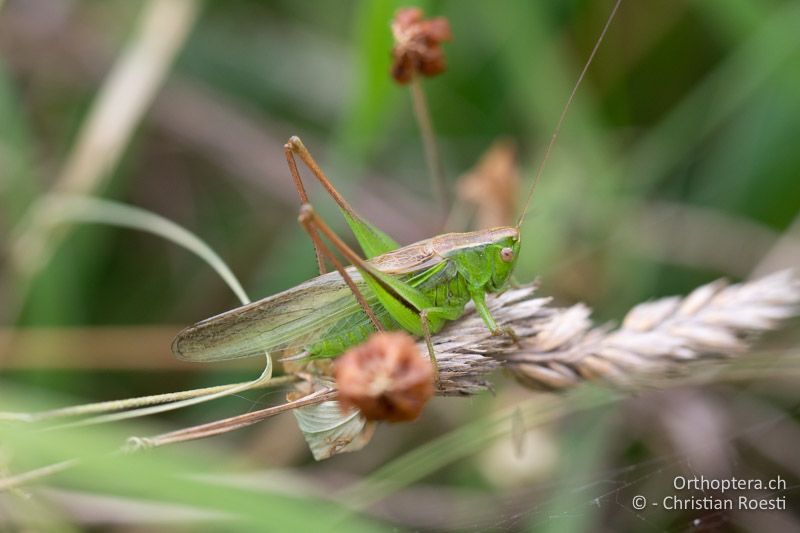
[368,239,440,274]
[172,270,369,362]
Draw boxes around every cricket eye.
[500,247,514,263]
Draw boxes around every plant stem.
[129,389,337,448]
[0,375,297,423]
[410,76,449,214]
[0,459,79,492]
[0,389,335,493]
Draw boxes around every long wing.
[172,239,445,362]
[172,269,373,362]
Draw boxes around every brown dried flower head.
[334,331,434,422]
[390,7,452,84]
[457,138,521,229]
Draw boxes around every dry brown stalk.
[390,7,452,212]
[126,389,338,450]
[429,269,800,394]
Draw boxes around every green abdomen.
[307,261,469,358]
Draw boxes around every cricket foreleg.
[297,204,383,331]
[470,289,520,344]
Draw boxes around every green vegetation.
[1,1,798,530]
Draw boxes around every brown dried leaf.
[457,139,520,229]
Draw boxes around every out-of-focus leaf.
[332,0,422,169]
[0,59,37,229]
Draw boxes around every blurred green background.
[1,0,799,530]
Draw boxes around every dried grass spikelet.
[390,7,452,84]
[416,270,800,393]
[457,138,521,229]
[510,270,800,388]
[335,331,434,422]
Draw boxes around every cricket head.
[485,226,521,292]
[435,226,520,293]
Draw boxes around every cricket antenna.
[517,0,622,228]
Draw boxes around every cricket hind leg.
[284,136,367,275]
[285,136,358,219]
[299,203,452,388]
[285,136,399,260]
[296,203,423,315]
[297,204,384,332]
[284,139,331,275]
